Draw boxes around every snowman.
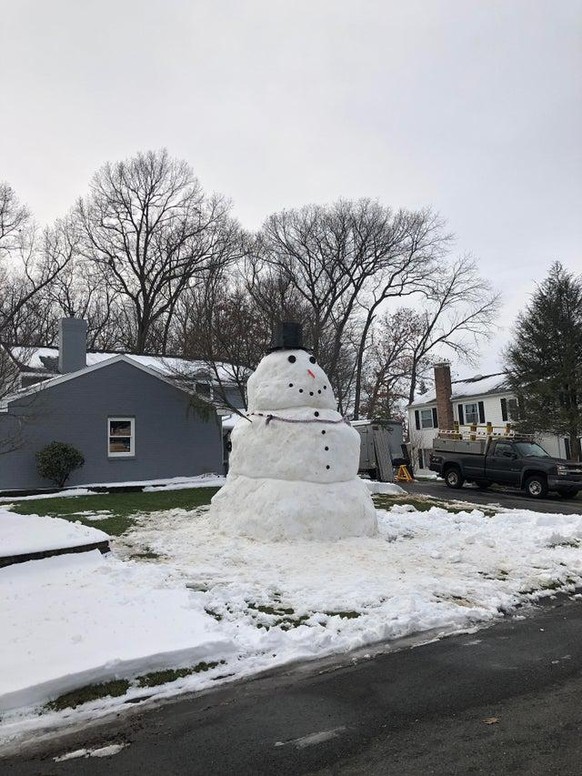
[208,322,378,541]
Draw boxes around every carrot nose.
[307,369,316,379]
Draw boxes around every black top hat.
[268,321,307,352]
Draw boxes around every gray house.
[0,320,224,492]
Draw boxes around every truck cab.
[429,429,582,499]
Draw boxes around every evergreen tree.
[504,262,582,460]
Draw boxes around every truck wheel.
[524,475,548,499]
[444,467,464,489]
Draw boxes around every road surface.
[400,478,582,515]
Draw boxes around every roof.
[6,346,243,385]
[0,354,207,410]
[408,372,512,409]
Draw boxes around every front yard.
[2,483,582,747]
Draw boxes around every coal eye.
[288,355,296,363]
[309,356,316,364]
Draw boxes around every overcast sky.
[1,0,581,376]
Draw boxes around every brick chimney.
[434,362,454,431]
[59,318,87,374]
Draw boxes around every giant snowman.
[209,322,378,541]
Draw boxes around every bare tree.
[255,199,452,415]
[0,185,73,344]
[358,309,423,420]
[255,199,384,373]
[0,183,30,256]
[172,267,284,413]
[38,217,125,350]
[73,149,245,354]
[0,184,71,453]
[405,256,501,405]
[351,208,452,417]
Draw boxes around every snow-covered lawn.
[2,481,582,749]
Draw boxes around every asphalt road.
[4,596,582,776]
[400,479,582,515]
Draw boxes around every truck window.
[514,442,551,458]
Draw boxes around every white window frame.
[464,402,479,425]
[107,417,135,458]
[420,409,434,429]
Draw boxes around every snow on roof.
[8,346,242,384]
[409,372,511,408]
[1,355,202,408]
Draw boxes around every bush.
[36,441,85,488]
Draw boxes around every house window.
[414,408,438,430]
[458,401,485,426]
[195,382,212,399]
[464,402,479,425]
[108,417,135,457]
[501,397,519,422]
[420,409,433,428]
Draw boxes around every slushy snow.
[209,348,378,540]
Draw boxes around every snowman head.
[247,349,337,412]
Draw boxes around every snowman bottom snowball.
[209,474,378,542]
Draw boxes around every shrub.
[36,441,85,488]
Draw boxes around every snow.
[1,513,108,556]
[208,349,378,540]
[2,492,582,750]
[410,373,510,406]
[0,550,234,714]
[0,488,99,503]
[10,346,239,384]
[0,475,225,503]
[54,743,128,760]
[210,475,378,541]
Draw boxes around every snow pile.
[209,349,377,540]
[128,505,582,629]
[0,551,234,713]
[0,512,109,557]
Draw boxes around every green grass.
[47,679,131,711]
[7,487,219,535]
[324,610,361,619]
[246,601,311,631]
[372,493,497,517]
[130,549,162,560]
[46,661,226,711]
[135,661,224,688]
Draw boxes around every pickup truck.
[429,436,582,499]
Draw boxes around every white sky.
[1,0,581,375]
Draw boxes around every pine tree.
[504,262,582,460]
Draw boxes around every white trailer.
[352,419,405,482]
